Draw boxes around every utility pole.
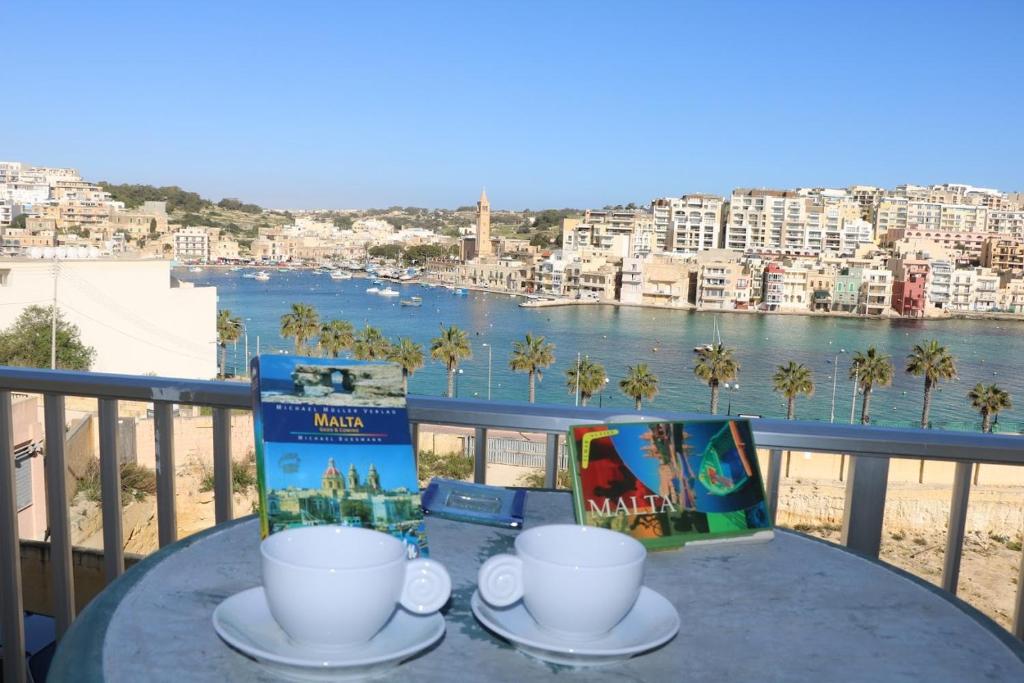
[850,367,859,424]
[574,352,581,406]
[50,259,58,369]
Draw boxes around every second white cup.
[261,526,451,649]
[477,524,645,641]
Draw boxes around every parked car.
[0,612,56,682]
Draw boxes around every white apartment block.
[725,189,864,256]
[926,260,954,310]
[948,267,999,312]
[697,260,750,310]
[654,194,724,253]
[173,226,211,262]
[0,259,216,378]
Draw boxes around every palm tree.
[389,338,425,394]
[849,347,894,424]
[619,364,659,410]
[319,320,354,358]
[906,339,957,428]
[693,344,740,415]
[772,362,814,419]
[430,324,472,398]
[351,325,391,361]
[216,309,242,378]
[906,339,957,482]
[968,383,1011,433]
[565,357,607,406]
[508,333,555,403]
[279,303,320,355]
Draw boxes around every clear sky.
[3,1,1022,209]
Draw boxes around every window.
[15,441,35,510]
[0,268,9,286]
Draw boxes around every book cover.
[568,419,772,550]
[250,355,427,557]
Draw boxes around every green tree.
[9,214,28,230]
[906,339,957,429]
[508,333,555,403]
[694,344,740,415]
[0,305,95,370]
[216,309,242,378]
[319,320,354,358]
[279,303,320,354]
[565,357,607,406]
[389,338,425,394]
[332,214,354,230]
[417,450,474,486]
[850,347,894,424]
[368,244,402,261]
[619,363,659,410]
[968,383,1011,433]
[772,362,814,419]
[351,325,391,361]
[430,324,472,398]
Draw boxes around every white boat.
[188,266,203,273]
[400,298,422,307]
[693,317,722,352]
[379,287,400,297]
[254,271,271,281]
[366,286,380,294]
[330,270,352,280]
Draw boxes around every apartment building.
[696,259,750,310]
[173,226,211,262]
[726,189,864,256]
[890,256,930,318]
[617,255,693,307]
[948,267,1000,312]
[806,264,838,312]
[848,185,884,222]
[981,237,1024,273]
[926,260,954,311]
[561,217,631,259]
[987,208,1024,239]
[653,194,724,253]
[861,268,893,316]
[997,277,1024,313]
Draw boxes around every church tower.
[321,457,343,497]
[367,464,381,492]
[476,188,492,257]
[347,463,360,490]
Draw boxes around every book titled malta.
[568,418,774,550]
[250,355,427,557]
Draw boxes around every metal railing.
[1,365,1023,681]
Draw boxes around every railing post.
[941,461,973,594]
[544,433,559,489]
[410,422,420,471]
[841,455,890,557]
[43,394,76,638]
[765,448,783,524]
[154,402,177,547]
[1014,542,1024,641]
[473,427,487,484]
[213,408,233,524]
[0,391,26,683]
[98,398,124,582]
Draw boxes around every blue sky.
[3,1,1022,209]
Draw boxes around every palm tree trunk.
[402,371,409,396]
[635,396,642,411]
[581,394,589,407]
[786,398,795,420]
[219,343,227,378]
[528,371,535,403]
[919,379,932,483]
[710,383,719,415]
[446,366,455,398]
[981,410,991,433]
[860,387,871,425]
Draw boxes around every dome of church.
[323,457,341,477]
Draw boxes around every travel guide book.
[250,355,427,557]
[568,418,773,551]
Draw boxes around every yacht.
[366,286,380,294]
[330,270,352,280]
[254,271,271,281]
[188,265,203,273]
[400,298,422,307]
[379,287,400,297]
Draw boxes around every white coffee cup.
[261,526,451,649]
[477,524,645,640]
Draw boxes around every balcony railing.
[1,366,1024,681]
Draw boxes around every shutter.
[14,441,36,511]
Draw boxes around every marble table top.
[49,490,1024,682]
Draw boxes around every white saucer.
[470,586,679,667]
[212,587,445,681]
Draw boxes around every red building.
[890,257,930,318]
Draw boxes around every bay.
[181,269,1024,431]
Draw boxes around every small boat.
[410,296,422,302]
[372,278,383,285]
[400,298,422,307]
[366,286,380,294]
[254,271,271,281]
[188,265,203,273]
[330,270,352,280]
[229,266,242,272]
[453,288,466,296]
[379,287,400,297]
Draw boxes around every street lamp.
[481,343,493,401]
[598,376,610,408]
[723,382,739,415]
[829,348,846,423]
[574,351,582,407]
[455,368,464,398]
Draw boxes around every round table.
[50,491,1024,682]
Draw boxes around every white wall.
[0,259,217,378]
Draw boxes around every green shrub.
[417,450,473,484]
[76,460,157,505]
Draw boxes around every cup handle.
[400,559,452,614]
[477,554,523,607]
